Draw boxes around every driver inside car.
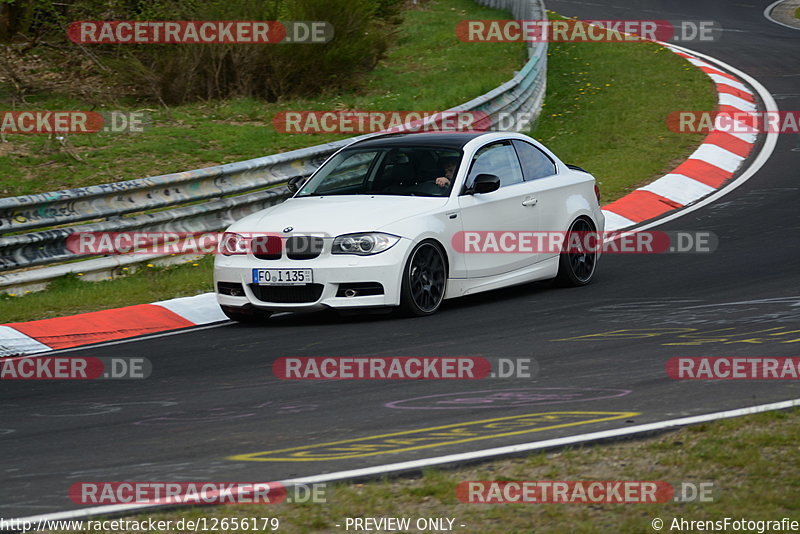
[433,156,459,189]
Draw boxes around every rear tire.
[399,241,447,316]
[220,305,272,323]
[555,217,597,287]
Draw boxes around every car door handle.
[522,197,538,207]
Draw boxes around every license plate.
[252,268,313,285]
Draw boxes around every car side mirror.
[287,176,306,194]
[471,173,501,194]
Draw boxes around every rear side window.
[512,140,556,181]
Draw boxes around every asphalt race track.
[2,0,799,519]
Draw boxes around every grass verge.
[1,7,716,322]
[0,257,214,323]
[46,408,800,533]
[0,0,523,196]
[528,17,714,200]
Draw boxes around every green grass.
[0,257,214,323]
[46,408,800,533]
[0,6,717,322]
[0,0,524,196]
[795,6,800,19]
[528,18,714,201]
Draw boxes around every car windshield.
[296,146,462,197]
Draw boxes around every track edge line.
[10,397,800,525]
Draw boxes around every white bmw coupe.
[214,131,604,321]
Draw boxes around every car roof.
[348,131,489,150]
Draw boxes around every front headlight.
[219,232,249,256]
[332,233,400,256]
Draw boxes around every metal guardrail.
[0,0,547,289]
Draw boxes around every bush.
[1,0,404,104]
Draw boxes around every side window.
[512,140,556,181]
[466,142,524,189]
[375,150,412,187]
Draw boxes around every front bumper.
[213,238,411,312]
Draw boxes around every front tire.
[399,241,447,316]
[555,217,597,287]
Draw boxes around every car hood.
[227,195,449,237]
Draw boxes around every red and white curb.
[0,293,227,357]
[0,44,765,357]
[601,43,758,230]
